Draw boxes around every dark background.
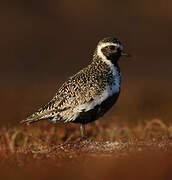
[1,0,172,125]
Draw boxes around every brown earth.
[1,119,172,180]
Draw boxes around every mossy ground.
[1,119,172,180]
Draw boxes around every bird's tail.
[20,112,49,125]
[20,117,42,125]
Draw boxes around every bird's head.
[96,37,131,64]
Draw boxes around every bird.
[21,37,131,138]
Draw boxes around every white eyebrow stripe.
[97,42,123,61]
[98,42,119,49]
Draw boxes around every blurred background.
[0,0,172,126]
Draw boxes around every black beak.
[121,51,131,57]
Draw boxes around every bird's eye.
[108,45,115,50]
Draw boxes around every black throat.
[106,53,121,65]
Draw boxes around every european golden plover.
[21,37,131,138]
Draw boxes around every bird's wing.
[21,64,112,124]
[51,67,108,122]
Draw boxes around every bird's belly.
[73,92,119,124]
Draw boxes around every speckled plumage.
[21,37,130,137]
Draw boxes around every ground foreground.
[1,119,172,180]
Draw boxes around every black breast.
[73,92,120,124]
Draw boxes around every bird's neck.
[93,52,119,68]
[92,53,121,93]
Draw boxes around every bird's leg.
[80,124,86,139]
